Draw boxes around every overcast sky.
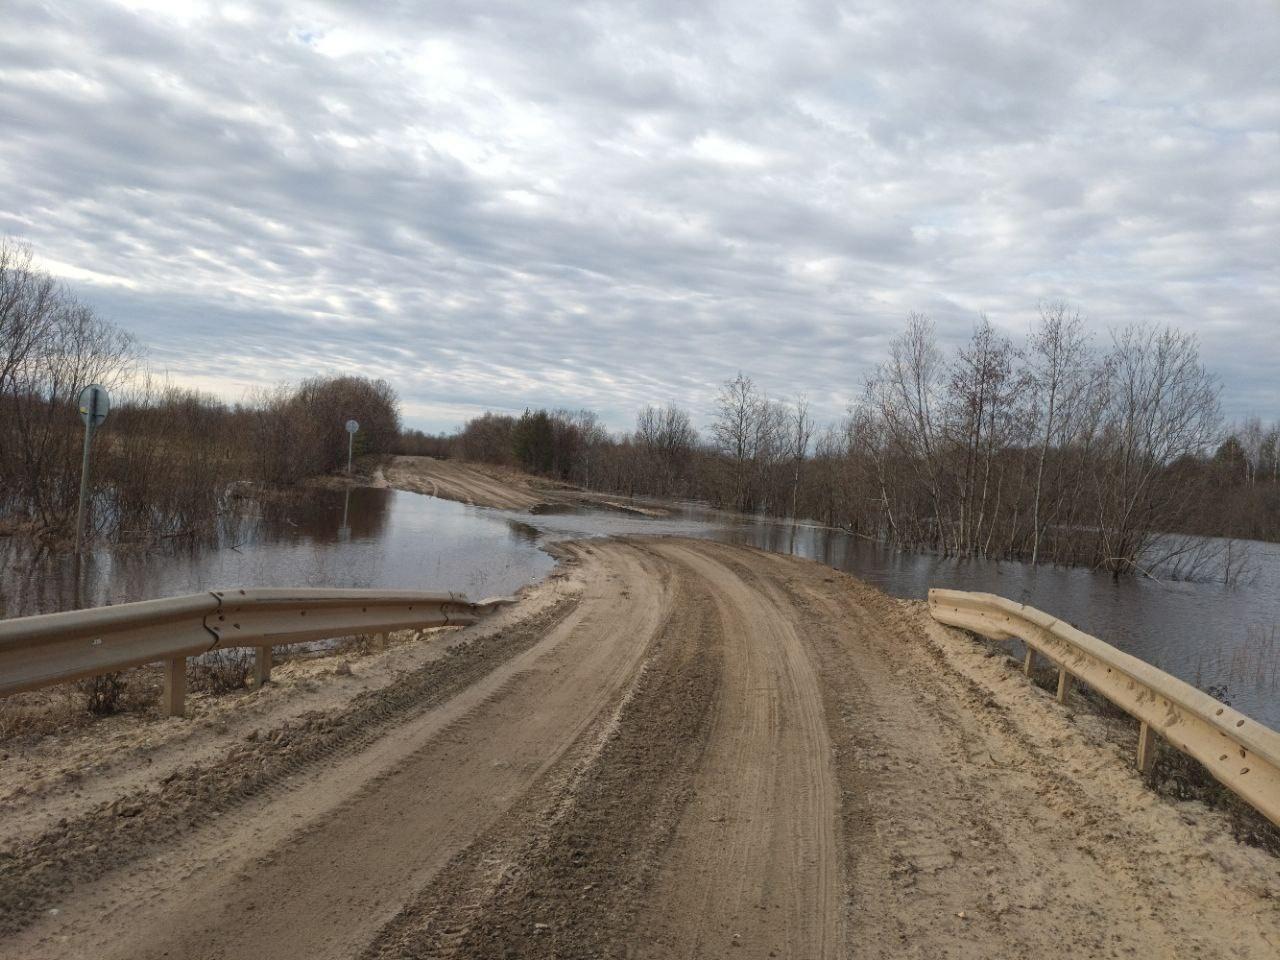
[2,0,1277,432]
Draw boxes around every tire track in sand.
[633,540,844,960]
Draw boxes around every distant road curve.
[383,455,548,510]
[384,455,670,516]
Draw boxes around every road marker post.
[74,384,110,556]
[345,419,359,474]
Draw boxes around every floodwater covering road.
[3,539,1277,959]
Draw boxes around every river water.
[2,486,1276,728]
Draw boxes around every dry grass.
[1,669,161,742]
[188,649,256,695]
[78,673,127,715]
[1143,749,1280,854]
[335,632,392,657]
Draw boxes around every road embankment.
[383,455,670,515]
[1,539,1276,959]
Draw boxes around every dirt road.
[383,456,548,510]
[2,540,1277,958]
[383,456,670,515]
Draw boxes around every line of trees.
[7,237,1271,576]
[844,309,1228,576]
[1,240,400,545]
[409,307,1276,579]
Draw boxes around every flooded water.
[2,485,1277,728]
[0,488,557,618]
[720,520,1280,725]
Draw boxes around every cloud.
[2,0,1277,431]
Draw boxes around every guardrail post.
[162,657,186,717]
[1023,646,1034,676]
[1056,667,1073,704]
[1137,721,1158,774]
[254,645,272,686]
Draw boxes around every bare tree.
[1092,324,1222,575]
[635,402,698,496]
[3,274,139,532]
[0,240,59,402]
[947,315,1021,555]
[866,313,948,549]
[749,397,789,514]
[1027,302,1091,563]
[1238,416,1266,486]
[711,373,760,512]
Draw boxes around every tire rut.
[633,540,845,960]
[359,552,721,959]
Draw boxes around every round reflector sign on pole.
[75,384,110,555]
[345,420,359,474]
[78,384,110,427]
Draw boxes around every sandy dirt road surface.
[383,455,670,516]
[2,539,1277,959]
[383,455,548,510]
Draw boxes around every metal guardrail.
[929,589,1280,828]
[0,588,513,716]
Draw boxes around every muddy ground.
[1,539,1277,959]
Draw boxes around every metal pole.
[348,431,354,474]
[74,419,94,555]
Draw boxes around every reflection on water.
[0,488,554,620]
[2,485,1277,728]
[504,520,543,544]
[716,518,1280,729]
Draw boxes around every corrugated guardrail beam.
[929,588,1280,829]
[0,588,513,716]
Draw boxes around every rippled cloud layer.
[3,0,1276,429]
